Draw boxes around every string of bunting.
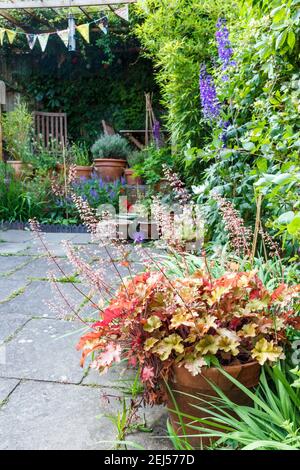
[0,5,129,52]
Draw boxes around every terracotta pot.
[124,168,143,185]
[6,160,32,178]
[55,163,68,175]
[154,177,169,193]
[166,361,261,449]
[93,158,126,181]
[74,165,93,180]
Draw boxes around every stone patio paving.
[0,230,171,450]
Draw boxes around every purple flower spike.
[152,120,161,147]
[199,64,220,120]
[216,18,235,72]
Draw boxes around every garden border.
[0,221,88,233]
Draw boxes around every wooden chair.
[34,111,67,152]
[102,120,116,136]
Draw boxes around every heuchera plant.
[77,269,300,404]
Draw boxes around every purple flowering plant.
[199,64,220,120]
[73,176,126,212]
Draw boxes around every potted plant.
[133,146,173,192]
[125,151,144,185]
[70,142,92,179]
[77,267,299,448]
[91,134,130,181]
[2,103,33,177]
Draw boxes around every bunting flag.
[26,33,37,50]
[98,21,108,35]
[0,15,108,51]
[0,28,5,46]
[57,29,69,48]
[114,6,129,22]
[76,23,89,43]
[5,29,16,44]
[38,33,50,52]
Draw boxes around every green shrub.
[134,145,174,186]
[127,150,145,168]
[1,103,33,162]
[70,142,91,166]
[91,134,130,160]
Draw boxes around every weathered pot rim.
[75,165,93,170]
[171,360,261,390]
[93,158,127,164]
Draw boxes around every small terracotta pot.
[74,165,93,180]
[6,160,32,178]
[55,162,68,175]
[154,177,169,193]
[93,158,126,181]
[166,361,261,449]
[124,168,143,185]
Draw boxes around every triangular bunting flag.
[57,29,69,48]
[5,29,16,44]
[76,24,89,43]
[26,33,37,50]
[98,22,108,35]
[114,6,129,22]
[38,33,50,52]
[0,28,5,46]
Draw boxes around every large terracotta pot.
[124,168,143,185]
[93,158,126,181]
[74,165,93,180]
[7,160,32,178]
[166,361,261,449]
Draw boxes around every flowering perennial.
[216,18,235,71]
[199,64,220,120]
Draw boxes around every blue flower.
[216,18,235,72]
[199,64,220,120]
[133,231,145,244]
[89,188,99,200]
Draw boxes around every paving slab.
[0,318,85,383]
[0,256,34,276]
[0,378,19,404]
[0,281,92,317]
[0,279,30,303]
[0,314,29,342]
[82,364,137,388]
[0,381,171,450]
[0,243,31,255]
[71,234,91,244]
[0,230,33,243]
[10,257,76,281]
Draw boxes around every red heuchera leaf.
[250,288,262,300]
[229,317,241,330]
[271,284,286,301]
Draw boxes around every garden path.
[0,230,171,450]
